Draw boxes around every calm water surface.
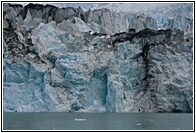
[3,112,193,130]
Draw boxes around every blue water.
[3,112,193,130]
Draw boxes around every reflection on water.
[3,112,193,130]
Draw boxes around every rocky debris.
[3,3,193,113]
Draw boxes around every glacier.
[3,3,193,112]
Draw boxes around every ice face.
[3,3,193,112]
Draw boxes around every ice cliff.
[3,3,193,112]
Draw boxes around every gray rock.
[3,19,9,29]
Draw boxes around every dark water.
[3,112,193,130]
